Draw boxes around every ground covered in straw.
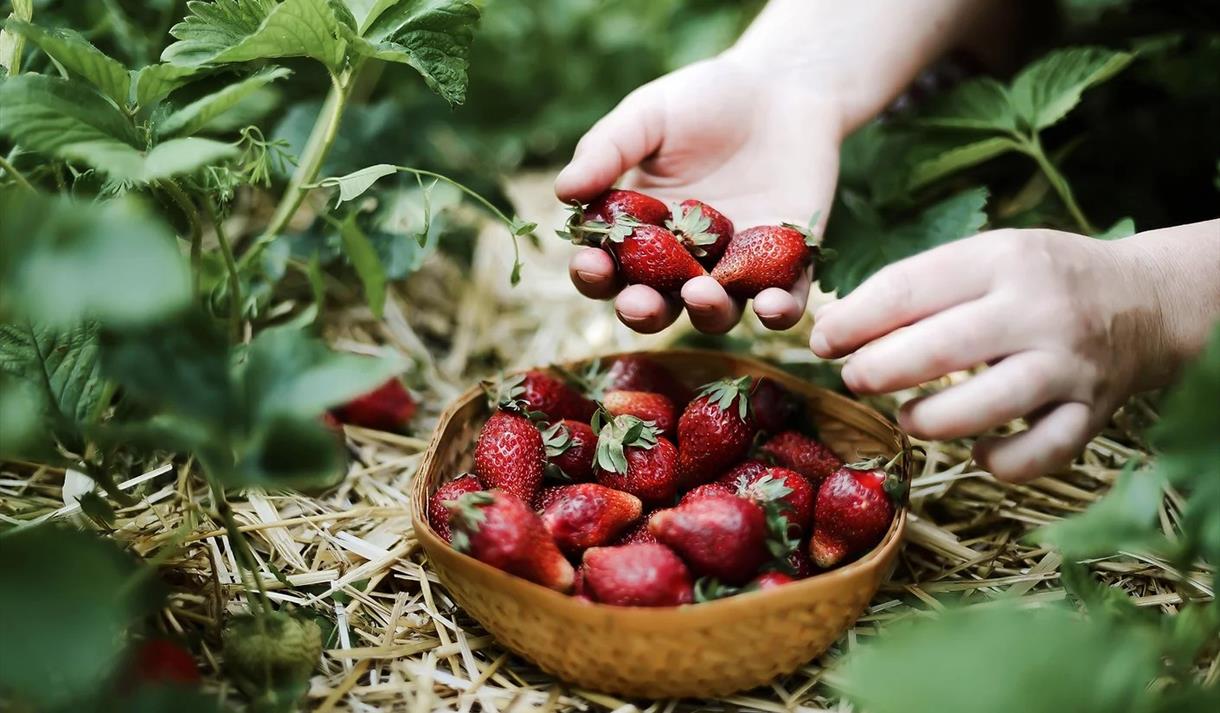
[2,173,1214,712]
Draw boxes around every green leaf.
[906,136,1020,192]
[354,0,480,104]
[317,163,400,206]
[917,78,1018,133]
[0,193,192,327]
[0,323,103,453]
[0,525,160,710]
[133,62,206,109]
[345,0,401,32]
[162,0,353,74]
[236,414,348,489]
[1093,217,1136,240]
[0,0,35,76]
[63,137,240,182]
[0,373,44,458]
[121,685,232,713]
[1034,465,1165,558]
[5,20,131,107]
[1009,47,1133,130]
[334,211,388,318]
[818,187,989,295]
[159,66,291,137]
[0,74,140,157]
[837,605,1162,713]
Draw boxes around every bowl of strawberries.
[411,350,910,698]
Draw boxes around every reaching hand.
[554,54,842,334]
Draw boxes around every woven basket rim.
[410,348,910,621]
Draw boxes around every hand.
[555,54,841,334]
[809,229,1179,482]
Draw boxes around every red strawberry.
[585,189,670,226]
[429,474,484,542]
[582,543,694,607]
[648,494,770,585]
[722,466,815,536]
[473,411,546,503]
[331,378,416,431]
[759,431,843,486]
[613,517,659,546]
[602,390,675,437]
[543,419,597,482]
[710,225,815,298]
[447,490,575,592]
[668,199,734,268]
[609,224,707,293]
[787,547,814,579]
[675,377,757,488]
[679,482,735,505]
[533,484,565,511]
[750,571,795,590]
[719,459,770,484]
[810,460,904,568]
[129,639,201,686]
[593,415,680,506]
[540,484,643,556]
[598,355,692,407]
[518,370,597,422]
[749,378,802,434]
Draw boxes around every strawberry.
[648,494,770,585]
[710,225,815,298]
[675,376,757,488]
[758,431,843,486]
[582,543,694,607]
[585,189,671,226]
[543,419,597,482]
[786,547,814,578]
[572,566,590,600]
[722,467,815,536]
[517,370,597,422]
[473,411,546,503]
[602,390,675,437]
[749,377,801,434]
[719,459,770,484]
[750,571,795,590]
[533,484,565,511]
[613,517,659,546]
[330,378,416,431]
[679,482,735,505]
[594,415,680,506]
[810,459,905,568]
[540,484,643,556]
[609,224,707,293]
[667,199,734,267]
[595,355,692,407]
[129,639,201,686]
[429,474,484,542]
[447,491,575,592]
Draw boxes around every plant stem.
[158,180,204,281]
[0,154,35,193]
[208,478,272,617]
[241,71,354,268]
[202,198,243,340]
[1022,136,1094,235]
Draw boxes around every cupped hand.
[810,229,1173,482]
[555,54,842,334]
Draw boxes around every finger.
[554,84,665,202]
[681,276,743,334]
[753,268,812,331]
[810,237,996,359]
[972,402,1094,482]
[898,351,1074,441]
[569,248,620,300]
[615,284,681,334]
[840,296,1013,394]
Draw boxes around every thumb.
[554,82,665,202]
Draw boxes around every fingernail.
[575,270,601,283]
[618,312,647,324]
[686,301,715,314]
[756,310,782,320]
[810,331,830,355]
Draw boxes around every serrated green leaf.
[917,78,1018,133]
[0,74,140,158]
[1010,47,1133,130]
[163,0,352,74]
[0,525,160,710]
[334,212,388,318]
[906,136,1020,191]
[354,0,480,104]
[0,322,102,454]
[0,193,191,328]
[345,0,401,33]
[133,62,206,108]
[818,187,989,296]
[5,20,131,107]
[317,163,400,206]
[159,66,290,137]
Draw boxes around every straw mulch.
[2,172,1214,712]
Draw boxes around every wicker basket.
[410,349,910,698]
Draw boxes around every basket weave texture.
[411,350,911,698]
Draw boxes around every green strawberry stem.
[697,376,753,420]
[594,415,659,474]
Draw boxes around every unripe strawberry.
[223,611,321,704]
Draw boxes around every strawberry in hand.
[711,222,817,299]
[667,200,734,268]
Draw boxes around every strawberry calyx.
[846,452,909,506]
[481,373,547,420]
[762,500,801,565]
[735,473,794,503]
[593,414,660,474]
[693,577,740,603]
[557,204,642,246]
[541,421,573,458]
[696,375,753,421]
[445,490,495,552]
[666,203,718,256]
[780,208,823,249]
